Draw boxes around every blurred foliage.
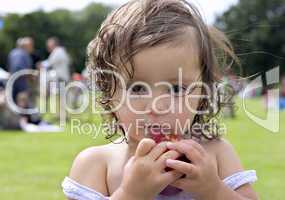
[0,3,112,72]
[0,0,284,75]
[215,0,285,76]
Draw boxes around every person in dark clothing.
[7,37,42,127]
[30,50,42,69]
[8,37,33,101]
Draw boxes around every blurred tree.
[71,3,112,72]
[0,3,112,72]
[215,0,285,76]
[1,11,58,63]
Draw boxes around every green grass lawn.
[0,97,284,199]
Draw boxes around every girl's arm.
[214,138,259,200]
[165,138,259,200]
[67,146,109,199]
[66,139,182,200]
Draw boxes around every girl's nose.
[145,93,171,116]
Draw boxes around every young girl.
[62,0,258,199]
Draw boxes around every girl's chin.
[127,133,146,143]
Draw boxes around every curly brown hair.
[87,0,239,142]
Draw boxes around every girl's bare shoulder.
[200,138,244,178]
[68,142,121,196]
[199,137,235,153]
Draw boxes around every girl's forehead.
[130,42,201,83]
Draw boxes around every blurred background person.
[8,37,33,102]
[0,66,18,130]
[39,37,70,84]
[280,76,285,110]
[4,37,62,132]
[38,37,71,120]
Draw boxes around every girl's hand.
[116,138,184,200]
[165,139,223,200]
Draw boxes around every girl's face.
[113,35,202,145]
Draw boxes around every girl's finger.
[124,156,135,170]
[181,139,206,155]
[147,142,168,160]
[156,150,181,167]
[170,178,190,190]
[135,138,156,157]
[161,169,184,184]
[166,141,202,163]
[165,159,197,177]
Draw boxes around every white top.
[42,46,70,82]
[62,170,257,200]
[0,67,10,80]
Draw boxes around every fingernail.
[158,142,167,147]
[166,159,177,166]
[166,142,175,149]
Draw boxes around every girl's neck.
[127,140,138,157]
[113,137,138,158]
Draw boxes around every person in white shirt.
[40,37,70,82]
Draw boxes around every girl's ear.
[113,111,127,137]
[113,111,120,124]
